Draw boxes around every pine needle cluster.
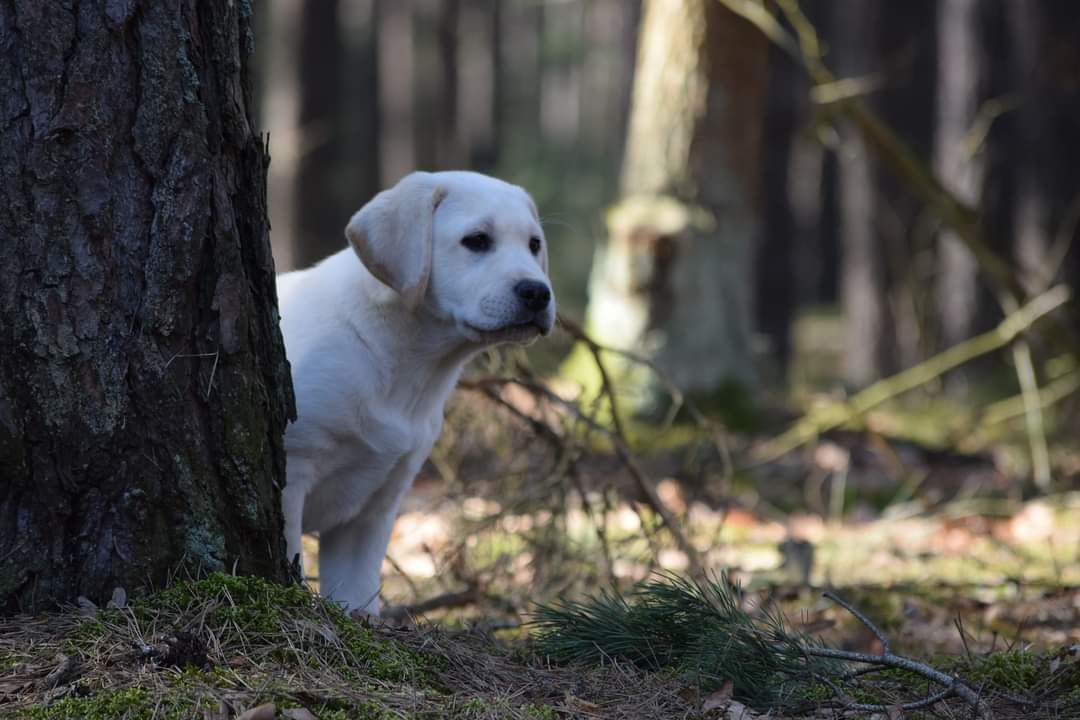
[531,573,839,712]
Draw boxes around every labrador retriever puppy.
[276,171,554,614]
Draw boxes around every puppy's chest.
[303,409,443,531]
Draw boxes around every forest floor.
[1,570,1078,720]
[4,332,1080,718]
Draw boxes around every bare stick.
[818,673,956,714]
[1011,340,1052,489]
[812,591,992,717]
[822,590,888,654]
[755,285,1070,462]
[381,587,483,621]
[460,376,706,576]
[557,314,736,480]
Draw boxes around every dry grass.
[0,572,701,719]
[3,572,1078,719]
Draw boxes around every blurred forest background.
[254,0,1079,655]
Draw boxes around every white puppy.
[276,171,554,614]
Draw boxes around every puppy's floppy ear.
[345,173,448,311]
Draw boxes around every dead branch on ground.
[805,590,992,717]
[754,284,1071,463]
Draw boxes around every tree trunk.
[498,1,542,166]
[413,0,462,170]
[434,0,462,167]
[261,0,302,272]
[378,0,416,184]
[934,0,982,353]
[291,0,380,270]
[539,1,583,148]
[834,0,885,386]
[458,0,499,170]
[756,43,803,376]
[878,1,938,374]
[0,0,294,612]
[293,0,346,268]
[578,0,767,413]
[339,0,382,226]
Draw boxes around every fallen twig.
[755,285,1071,462]
[980,369,1080,426]
[381,587,484,622]
[807,590,992,717]
[460,375,706,577]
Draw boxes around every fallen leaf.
[236,703,276,720]
[677,686,701,705]
[702,680,734,712]
[563,691,600,712]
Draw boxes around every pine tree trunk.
[934,0,982,351]
[378,0,416,184]
[458,0,499,170]
[579,0,766,411]
[834,0,885,386]
[340,0,382,213]
[756,43,802,374]
[0,0,294,612]
[294,0,346,268]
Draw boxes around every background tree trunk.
[378,0,416,185]
[577,0,767,415]
[458,0,500,171]
[834,0,884,386]
[293,0,346,268]
[756,43,802,378]
[934,0,982,355]
[0,0,294,612]
[291,0,381,270]
[339,0,382,233]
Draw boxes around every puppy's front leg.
[282,457,315,579]
[318,465,415,614]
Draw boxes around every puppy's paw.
[348,607,378,626]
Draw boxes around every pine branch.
[532,574,993,716]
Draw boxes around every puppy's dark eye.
[461,232,493,253]
[529,236,542,255]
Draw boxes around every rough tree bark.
[0,0,294,612]
[577,0,767,413]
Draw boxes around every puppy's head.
[346,171,555,345]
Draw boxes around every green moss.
[522,703,559,719]
[456,697,490,716]
[957,650,1043,692]
[17,687,202,720]
[133,572,441,684]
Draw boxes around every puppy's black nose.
[514,279,551,313]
